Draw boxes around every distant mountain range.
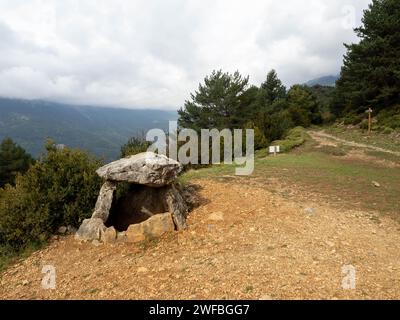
[305,75,339,87]
[0,98,177,161]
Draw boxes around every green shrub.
[271,126,308,152]
[343,114,361,125]
[121,136,151,157]
[359,119,369,130]
[321,111,336,124]
[0,141,102,250]
[381,126,394,134]
[376,107,400,129]
[245,122,268,150]
[0,138,34,187]
[255,148,269,159]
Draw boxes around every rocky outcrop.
[96,152,182,187]
[76,152,189,244]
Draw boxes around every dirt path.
[1,179,399,300]
[309,130,400,156]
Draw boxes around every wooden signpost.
[366,108,373,136]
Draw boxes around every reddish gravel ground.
[1,179,399,300]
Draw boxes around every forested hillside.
[0,98,177,160]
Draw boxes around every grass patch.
[365,151,400,163]
[315,145,348,156]
[180,149,400,217]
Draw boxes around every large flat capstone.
[96,152,182,187]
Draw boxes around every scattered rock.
[96,152,182,187]
[304,207,315,215]
[66,225,77,235]
[372,181,381,188]
[91,239,102,247]
[126,213,175,243]
[116,231,127,243]
[137,267,148,273]
[102,227,117,244]
[325,241,335,248]
[208,211,224,221]
[57,226,68,234]
[75,218,106,241]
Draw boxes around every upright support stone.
[75,218,107,241]
[91,181,117,222]
[165,184,188,230]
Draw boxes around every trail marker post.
[366,108,373,136]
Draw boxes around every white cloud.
[0,0,371,109]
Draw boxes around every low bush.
[381,126,395,134]
[121,136,151,157]
[376,108,400,129]
[271,126,309,152]
[0,141,102,250]
[343,114,362,125]
[0,138,34,187]
[359,119,369,130]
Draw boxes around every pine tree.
[287,85,322,127]
[260,69,287,105]
[0,138,34,187]
[178,70,249,130]
[335,0,400,116]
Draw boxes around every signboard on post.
[269,146,280,156]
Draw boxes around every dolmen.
[75,152,188,244]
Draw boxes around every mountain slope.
[0,98,177,160]
[305,75,339,87]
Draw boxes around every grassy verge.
[365,150,400,163]
[324,126,400,153]
[180,146,400,217]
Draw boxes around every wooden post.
[367,108,373,136]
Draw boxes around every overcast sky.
[0,0,371,110]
